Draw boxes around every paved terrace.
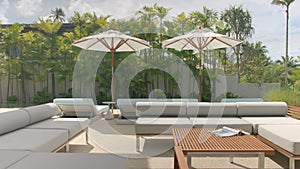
[0,108,298,168]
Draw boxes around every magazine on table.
[210,127,249,137]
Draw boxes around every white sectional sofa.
[0,101,127,169]
[0,103,89,152]
[135,101,300,151]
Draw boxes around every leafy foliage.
[264,88,300,106]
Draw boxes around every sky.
[0,0,299,60]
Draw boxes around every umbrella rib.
[130,38,151,47]
[86,39,101,50]
[98,38,112,50]
[115,39,128,50]
[185,38,200,50]
[215,37,239,47]
[122,40,136,51]
[163,39,182,47]
[202,37,215,49]
[72,38,91,44]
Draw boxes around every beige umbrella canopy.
[73,30,151,103]
[162,28,242,101]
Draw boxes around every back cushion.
[23,103,60,124]
[117,98,157,113]
[54,98,98,116]
[136,102,187,117]
[0,109,30,135]
[169,98,198,102]
[187,102,237,117]
[236,102,288,117]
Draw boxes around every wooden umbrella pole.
[199,50,202,102]
[111,50,115,114]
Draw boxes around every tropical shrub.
[33,88,52,104]
[264,88,300,106]
[216,92,239,102]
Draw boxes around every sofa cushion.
[0,150,30,168]
[187,102,237,117]
[135,117,193,134]
[23,103,60,125]
[259,125,300,155]
[136,102,187,117]
[0,109,30,135]
[221,98,263,102]
[189,117,252,133]
[242,117,300,134]
[7,153,127,169]
[236,102,288,117]
[0,129,68,152]
[117,98,198,119]
[26,118,90,138]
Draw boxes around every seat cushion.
[259,125,300,155]
[190,117,252,133]
[0,109,30,135]
[242,117,300,134]
[187,102,237,117]
[0,129,68,152]
[23,103,60,124]
[7,153,127,169]
[0,150,30,168]
[236,102,288,117]
[135,117,193,134]
[26,118,90,138]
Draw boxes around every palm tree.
[49,7,65,22]
[153,3,171,35]
[276,56,299,85]
[70,11,89,38]
[188,7,218,30]
[221,5,254,82]
[33,18,62,99]
[271,0,295,86]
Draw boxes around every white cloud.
[66,0,139,19]
[0,0,9,23]
[16,0,43,16]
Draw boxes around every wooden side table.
[102,101,115,120]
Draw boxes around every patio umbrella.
[72,30,151,103]
[162,28,242,101]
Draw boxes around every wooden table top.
[172,128,274,155]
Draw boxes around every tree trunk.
[6,65,11,104]
[20,49,27,104]
[284,6,289,86]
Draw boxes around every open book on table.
[210,127,249,137]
